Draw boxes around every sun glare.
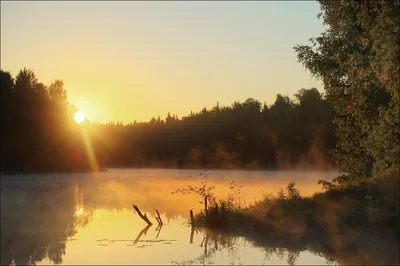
[74,111,85,123]
[76,207,84,216]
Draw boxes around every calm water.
[0,169,396,265]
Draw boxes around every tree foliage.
[0,68,93,173]
[294,0,400,183]
[90,88,336,170]
[1,68,337,172]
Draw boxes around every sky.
[1,1,324,124]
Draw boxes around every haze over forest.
[1,68,336,172]
[1,1,324,123]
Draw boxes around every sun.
[74,111,85,123]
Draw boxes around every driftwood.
[132,204,153,225]
[189,209,196,244]
[190,226,195,244]
[189,210,195,227]
[154,208,163,225]
[155,223,163,239]
[133,224,151,244]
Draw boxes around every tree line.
[92,89,336,169]
[1,68,336,172]
[1,69,92,173]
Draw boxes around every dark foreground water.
[1,169,397,265]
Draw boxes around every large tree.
[0,68,93,173]
[294,0,400,183]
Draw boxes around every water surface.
[1,169,396,265]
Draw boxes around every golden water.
[0,169,355,265]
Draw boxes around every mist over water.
[1,169,396,265]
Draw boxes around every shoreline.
[0,168,108,176]
[1,165,339,174]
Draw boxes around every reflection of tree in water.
[173,229,247,265]
[175,224,397,266]
[262,247,300,266]
[181,230,295,266]
[1,180,93,265]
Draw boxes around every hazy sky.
[1,1,324,123]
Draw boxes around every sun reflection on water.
[2,170,393,265]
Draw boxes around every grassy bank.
[179,171,399,264]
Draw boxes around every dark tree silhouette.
[0,68,93,173]
[1,68,336,172]
[89,89,335,170]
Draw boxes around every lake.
[1,169,397,265]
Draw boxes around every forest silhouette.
[1,68,336,173]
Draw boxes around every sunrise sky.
[1,1,324,123]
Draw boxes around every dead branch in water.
[155,208,163,225]
[189,209,196,243]
[155,223,163,239]
[133,224,152,244]
[190,210,195,227]
[190,226,195,244]
[132,204,153,225]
